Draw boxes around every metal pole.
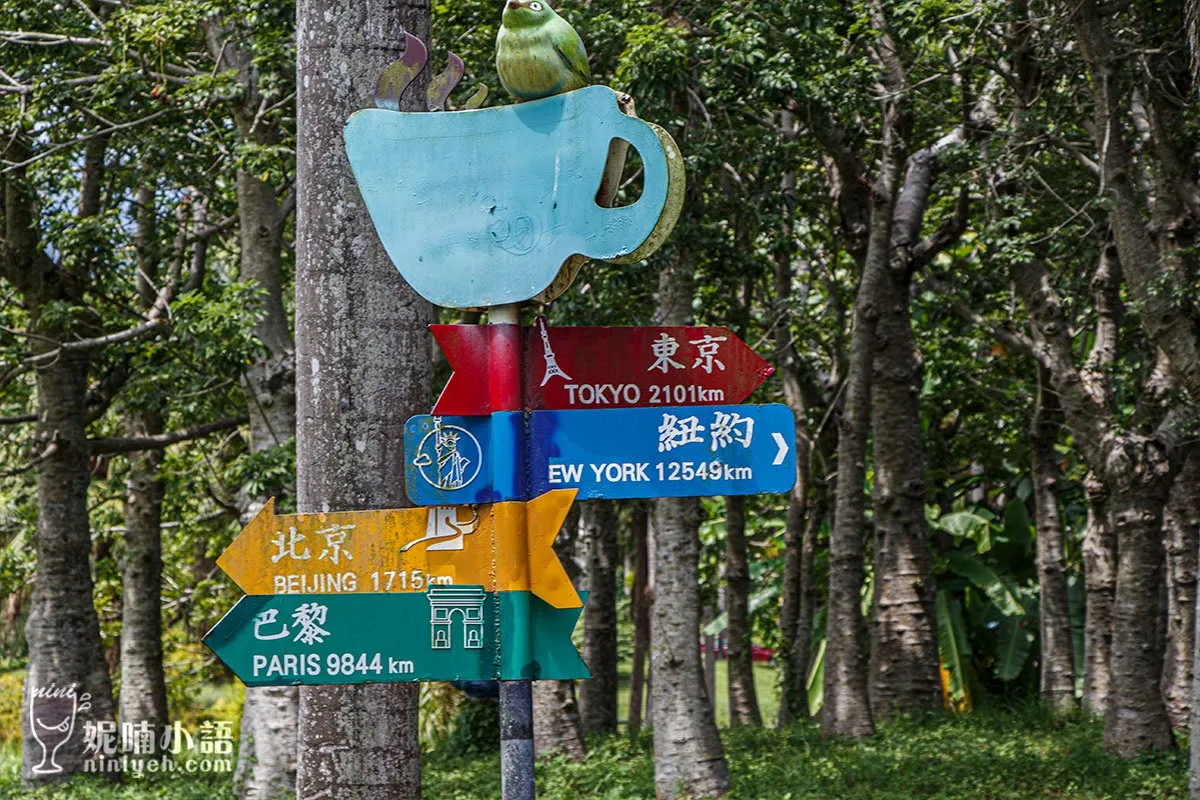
[488,302,536,800]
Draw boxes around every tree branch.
[89,416,248,455]
[921,273,1036,358]
[910,187,970,271]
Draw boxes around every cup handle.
[608,121,685,264]
[591,109,685,259]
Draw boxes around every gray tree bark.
[533,504,585,760]
[867,252,939,717]
[208,14,303,790]
[1031,365,1075,712]
[1081,477,1115,717]
[724,496,761,727]
[1190,547,1200,797]
[1068,0,1198,754]
[821,275,876,737]
[118,185,170,758]
[1105,483,1175,753]
[768,124,820,725]
[294,0,432,795]
[649,257,730,798]
[627,503,650,733]
[1163,451,1200,730]
[579,500,619,735]
[7,138,117,781]
[118,411,169,756]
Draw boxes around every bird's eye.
[529,2,543,9]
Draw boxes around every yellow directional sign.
[216,489,580,609]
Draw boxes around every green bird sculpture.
[496,0,591,102]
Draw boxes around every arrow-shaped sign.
[405,404,797,505]
[203,590,589,686]
[432,322,774,415]
[216,490,580,609]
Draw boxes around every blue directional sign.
[404,404,796,505]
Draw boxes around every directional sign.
[216,490,580,609]
[405,404,796,505]
[431,322,774,415]
[203,590,588,686]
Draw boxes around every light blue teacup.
[344,85,681,309]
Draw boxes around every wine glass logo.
[29,682,90,775]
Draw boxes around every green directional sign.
[203,588,588,686]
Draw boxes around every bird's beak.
[505,0,523,9]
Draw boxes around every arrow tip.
[217,497,276,584]
[528,489,582,609]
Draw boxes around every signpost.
[432,321,774,414]
[214,490,581,608]
[404,404,797,505]
[204,591,588,686]
[206,37,796,799]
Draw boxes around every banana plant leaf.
[995,613,1035,681]
[945,550,1025,617]
[937,589,972,704]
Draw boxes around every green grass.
[0,708,1186,799]
[425,710,1189,800]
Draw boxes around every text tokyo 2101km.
[250,651,415,679]
[563,382,725,406]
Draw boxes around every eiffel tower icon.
[537,317,572,387]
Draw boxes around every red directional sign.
[432,320,774,415]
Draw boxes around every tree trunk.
[533,503,585,760]
[1031,366,1075,711]
[1189,562,1200,796]
[768,111,821,727]
[1082,473,1116,716]
[231,119,300,800]
[650,499,730,798]
[867,255,940,717]
[533,506,586,758]
[1104,480,1176,754]
[532,681,585,761]
[13,139,116,781]
[724,496,761,727]
[788,503,821,721]
[1166,460,1200,727]
[579,500,619,735]
[22,349,117,779]
[648,253,729,798]
[119,186,170,759]
[1163,451,1200,730]
[118,409,169,757]
[294,0,432,794]
[628,503,651,733]
[821,278,876,738]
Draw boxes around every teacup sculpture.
[344,34,684,310]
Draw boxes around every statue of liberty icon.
[411,418,482,491]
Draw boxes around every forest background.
[1,0,1199,797]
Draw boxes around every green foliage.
[936,589,971,705]
[0,710,1182,798]
[437,699,500,757]
[419,682,464,752]
[422,710,1187,799]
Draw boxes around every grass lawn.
[424,710,1188,800]
[0,709,1187,799]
